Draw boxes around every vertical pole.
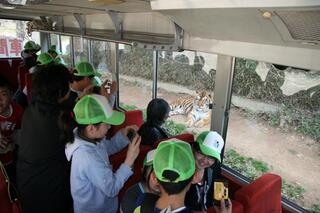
[70,37,75,67]
[58,35,62,54]
[211,55,235,157]
[40,32,49,53]
[152,50,159,99]
[110,42,120,108]
[88,40,93,64]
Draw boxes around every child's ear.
[192,169,204,184]
[86,124,96,135]
[150,171,159,186]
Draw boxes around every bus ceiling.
[0,0,320,70]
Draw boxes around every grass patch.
[282,180,305,203]
[164,120,187,135]
[312,203,320,213]
[224,149,306,205]
[120,103,138,111]
[240,105,320,142]
[223,149,270,180]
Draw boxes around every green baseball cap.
[92,76,102,86]
[48,45,61,55]
[74,61,98,77]
[37,53,53,65]
[54,57,66,65]
[143,149,156,167]
[73,94,125,125]
[153,140,195,183]
[196,131,224,162]
[24,41,41,52]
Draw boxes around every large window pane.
[60,36,72,67]
[224,58,320,211]
[118,45,152,111]
[73,37,89,64]
[92,40,112,79]
[158,51,216,135]
[0,19,40,58]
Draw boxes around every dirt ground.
[119,80,320,209]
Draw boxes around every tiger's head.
[193,91,213,112]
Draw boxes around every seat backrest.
[234,173,282,213]
[0,162,23,213]
[153,133,194,148]
[109,110,144,137]
[109,145,152,202]
[0,58,21,92]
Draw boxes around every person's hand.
[124,134,141,168]
[0,136,10,150]
[214,199,232,213]
[121,125,139,137]
[109,81,118,95]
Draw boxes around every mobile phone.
[127,129,136,142]
[213,180,229,207]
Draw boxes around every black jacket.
[185,162,222,211]
[138,122,169,146]
[16,103,72,213]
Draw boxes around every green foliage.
[223,149,270,180]
[224,149,307,204]
[312,203,320,213]
[241,104,320,141]
[268,112,281,127]
[282,180,305,203]
[119,103,138,111]
[163,120,187,135]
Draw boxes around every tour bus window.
[60,36,72,66]
[0,19,40,58]
[50,34,59,47]
[224,59,320,211]
[157,50,216,136]
[91,40,112,80]
[118,44,152,111]
[73,37,89,64]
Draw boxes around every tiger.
[169,91,213,127]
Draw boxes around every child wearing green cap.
[185,131,226,212]
[134,140,202,213]
[65,94,141,213]
[48,45,66,65]
[120,149,160,213]
[63,61,116,111]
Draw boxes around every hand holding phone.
[213,180,229,207]
[127,129,136,142]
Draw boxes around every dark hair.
[158,170,193,195]
[142,166,153,191]
[0,77,12,92]
[32,64,71,104]
[146,98,170,126]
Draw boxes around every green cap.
[196,131,224,162]
[143,149,156,167]
[73,94,125,125]
[74,61,98,77]
[24,41,41,52]
[54,57,66,65]
[92,76,102,86]
[37,53,53,65]
[153,140,195,182]
[48,45,61,55]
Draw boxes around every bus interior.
[0,0,320,212]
